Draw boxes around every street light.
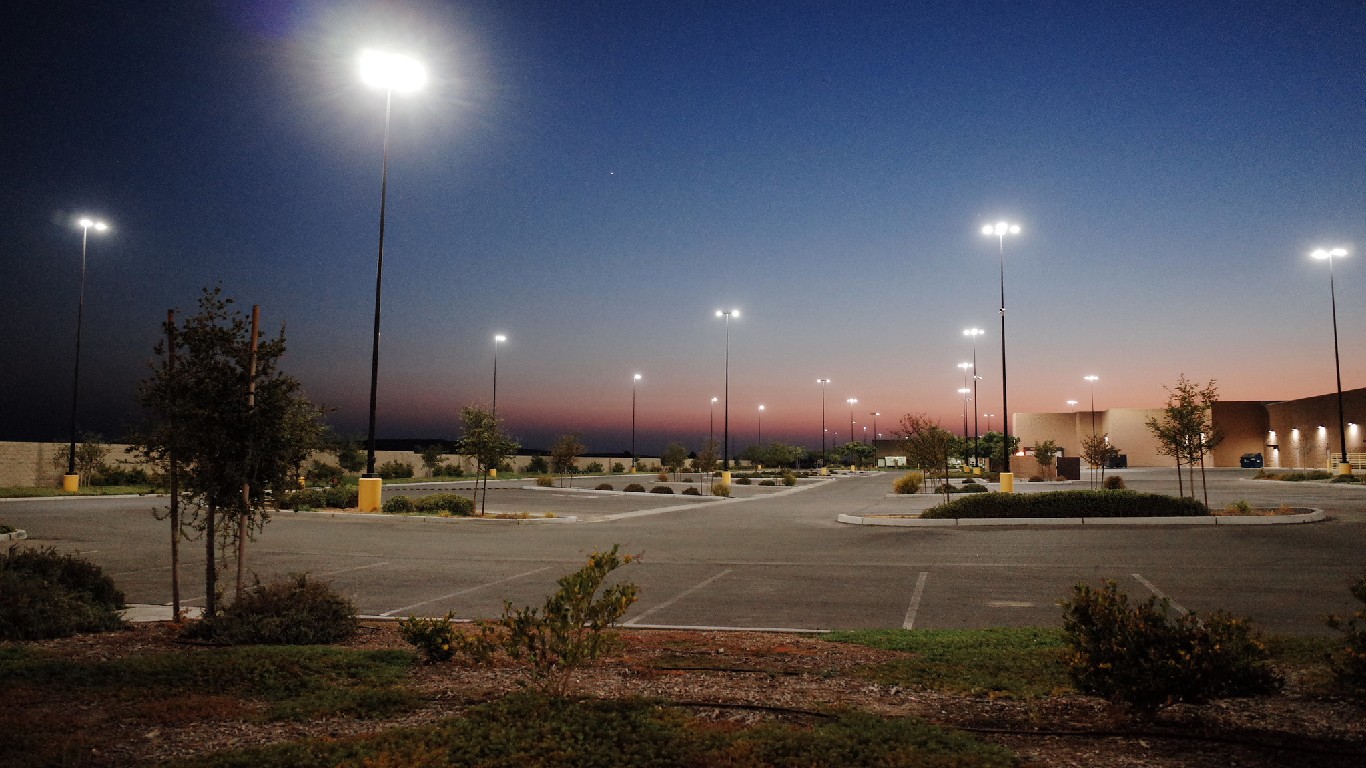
[984,413,995,432]
[964,328,984,469]
[631,373,642,471]
[1084,375,1099,435]
[710,396,718,448]
[1067,399,1078,413]
[63,217,109,492]
[716,309,739,477]
[492,334,506,418]
[870,412,880,444]
[958,388,972,441]
[1311,247,1352,475]
[817,378,831,469]
[982,221,1020,487]
[847,397,858,451]
[357,48,426,513]
[757,404,765,447]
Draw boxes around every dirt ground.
[12,621,1366,767]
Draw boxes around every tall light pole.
[870,412,880,443]
[817,378,830,469]
[757,404,765,447]
[982,221,1020,487]
[716,309,739,476]
[63,217,109,492]
[1312,247,1352,475]
[964,328,984,469]
[631,373,642,471]
[1067,399,1078,413]
[984,413,995,432]
[491,334,506,418]
[710,396,718,448]
[958,388,972,439]
[357,48,426,513]
[1084,375,1099,435]
[847,397,858,448]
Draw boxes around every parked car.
[1240,452,1264,468]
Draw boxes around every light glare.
[359,49,427,93]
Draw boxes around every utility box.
[1057,456,1082,481]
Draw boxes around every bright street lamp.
[631,373,642,470]
[709,396,718,448]
[817,378,831,467]
[984,413,995,432]
[757,404,765,447]
[492,334,506,418]
[958,388,972,440]
[63,217,109,492]
[716,309,739,474]
[1067,399,1078,413]
[847,398,858,445]
[982,221,1020,485]
[358,48,426,513]
[1311,247,1352,475]
[870,412,880,444]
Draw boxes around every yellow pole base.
[999,472,1014,493]
[1339,462,1354,476]
[358,476,383,512]
[819,467,829,476]
[973,466,982,476]
[489,468,497,479]
[62,474,79,493]
[720,470,732,486]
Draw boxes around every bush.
[88,464,152,486]
[893,472,924,495]
[382,495,416,514]
[303,460,345,486]
[280,486,358,510]
[436,463,465,477]
[1330,474,1363,484]
[191,573,357,645]
[1224,499,1253,515]
[924,490,1208,519]
[1326,571,1366,699]
[536,475,556,487]
[399,612,457,664]
[681,486,701,496]
[781,470,797,487]
[1062,581,1279,717]
[656,471,670,482]
[649,485,674,494]
[413,493,473,517]
[622,483,646,493]
[1103,475,1126,490]
[711,482,731,497]
[1028,475,1045,482]
[376,460,414,479]
[0,547,126,640]
[594,483,614,491]
[758,479,777,486]
[585,462,604,474]
[734,476,753,485]
[960,482,988,493]
[612,462,626,473]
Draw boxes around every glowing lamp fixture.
[359,49,427,93]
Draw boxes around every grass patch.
[174,693,1015,768]
[923,489,1208,519]
[0,485,158,498]
[825,627,1070,697]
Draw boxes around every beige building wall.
[1265,388,1366,469]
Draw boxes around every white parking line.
[903,571,929,629]
[1131,573,1189,616]
[625,569,733,626]
[320,562,389,576]
[380,566,550,617]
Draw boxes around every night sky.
[4,0,1363,455]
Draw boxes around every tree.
[51,432,110,485]
[1033,439,1060,480]
[525,455,549,474]
[1080,434,1120,488]
[660,442,689,480]
[694,438,719,475]
[847,441,877,470]
[1146,375,1221,505]
[977,431,1020,472]
[416,444,445,475]
[333,441,365,474]
[893,414,957,501]
[135,287,324,618]
[550,433,586,487]
[457,406,519,515]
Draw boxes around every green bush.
[398,612,457,664]
[190,573,357,645]
[781,470,797,486]
[594,483,614,491]
[612,462,626,473]
[303,460,345,487]
[1330,474,1363,484]
[1255,469,1333,481]
[734,476,752,485]
[376,460,414,479]
[88,464,152,486]
[711,482,731,497]
[280,486,358,510]
[0,547,126,640]
[413,494,473,517]
[525,456,549,474]
[1103,475,1126,490]
[649,485,674,494]
[893,472,924,494]
[381,496,416,514]
[436,463,465,477]
[1062,580,1279,717]
[623,483,646,493]
[536,474,556,487]
[681,486,701,496]
[656,471,670,482]
[1326,571,1366,699]
[585,462,604,473]
[924,490,1208,519]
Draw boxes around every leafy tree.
[550,433,586,486]
[525,455,549,474]
[660,442,689,480]
[333,441,365,474]
[416,444,445,474]
[51,433,110,485]
[135,287,324,618]
[1080,434,1120,488]
[1033,439,1060,480]
[893,414,957,501]
[457,406,519,515]
[1145,375,1221,505]
[976,431,1020,472]
[694,438,719,475]
[847,441,877,470]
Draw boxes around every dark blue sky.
[4,0,1363,454]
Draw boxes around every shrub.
[450,546,639,695]
[758,479,777,486]
[524,455,549,474]
[399,612,457,664]
[1061,580,1279,717]
[656,471,669,482]
[192,573,358,645]
[413,493,473,517]
[711,482,731,497]
[734,476,753,485]
[960,482,988,493]
[781,470,797,487]
[436,463,465,477]
[303,460,345,487]
[377,460,414,479]
[612,462,626,473]
[623,483,646,493]
[280,486,358,510]
[585,462,604,474]
[594,483,614,491]
[88,464,152,486]
[681,486,701,496]
[382,495,416,514]
[1326,571,1366,699]
[892,472,924,495]
[0,547,126,640]
[1224,499,1253,515]
[649,485,674,494]
[1103,475,1126,490]
[1028,475,1045,482]
[1330,474,1363,484]
[924,490,1208,519]
[536,475,556,487]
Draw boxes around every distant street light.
[958,388,972,439]
[984,413,995,432]
[757,404,765,446]
[63,217,109,492]
[358,48,426,513]
[1084,375,1099,435]
[710,396,718,448]
[964,328,984,468]
[1311,247,1352,475]
[1067,399,1078,413]
[870,412,880,445]
[491,334,506,418]
[716,309,739,474]
[847,398,858,444]
[982,221,1020,485]
[817,378,831,466]
[631,373,642,470]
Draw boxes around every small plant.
[612,462,626,473]
[451,546,640,695]
[781,470,797,487]
[960,482,988,493]
[376,460,414,479]
[536,474,556,487]
[681,486,701,496]
[1330,474,1362,484]
[649,485,674,494]
[191,573,358,645]
[1028,475,1045,482]
[437,463,465,477]
[758,479,777,486]
[0,547,126,640]
[622,483,646,493]
[1326,571,1366,699]
[413,493,473,516]
[279,486,358,510]
[304,460,345,486]
[594,483,613,491]
[1225,499,1253,515]
[892,472,924,495]
[382,495,416,514]
[399,612,458,663]
[1061,580,1280,718]
[656,471,669,482]
[711,481,731,497]
[1102,475,1126,490]
[734,476,753,485]
[585,461,604,474]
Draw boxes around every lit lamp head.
[77,217,109,232]
[359,49,427,92]
[1311,247,1348,261]
[982,221,1021,237]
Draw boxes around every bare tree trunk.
[1175,456,1184,498]
[165,310,182,623]
[236,305,260,600]
[1199,451,1209,507]
[204,500,217,617]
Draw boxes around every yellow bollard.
[1339,462,1354,477]
[819,466,828,476]
[358,476,383,512]
[720,470,732,486]
[489,468,497,479]
[62,474,79,493]
[999,472,1014,493]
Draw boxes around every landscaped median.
[840,490,1326,527]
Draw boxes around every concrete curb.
[838,509,1326,527]
[282,510,578,524]
[0,529,27,542]
[517,485,726,500]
